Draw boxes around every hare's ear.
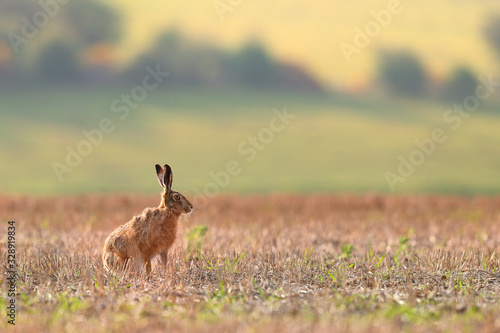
[163,164,173,190]
[155,164,165,188]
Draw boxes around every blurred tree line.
[376,50,480,102]
[125,30,321,91]
[376,15,500,102]
[1,0,500,99]
[0,0,321,91]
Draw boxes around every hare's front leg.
[145,259,152,277]
[160,251,169,277]
[133,255,144,273]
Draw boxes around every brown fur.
[102,164,193,277]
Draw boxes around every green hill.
[2,87,500,195]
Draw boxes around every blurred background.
[1,0,500,195]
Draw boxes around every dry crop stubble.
[1,194,500,332]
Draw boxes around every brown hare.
[102,163,193,277]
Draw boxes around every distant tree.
[483,15,500,58]
[123,30,202,85]
[64,1,122,48]
[0,0,122,84]
[377,50,428,97]
[229,42,280,87]
[124,30,323,91]
[0,0,121,51]
[0,62,11,84]
[155,30,184,52]
[0,0,40,57]
[442,67,478,101]
[38,41,80,83]
[276,63,323,92]
[0,0,39,27]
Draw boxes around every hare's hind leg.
[103,250,127,274]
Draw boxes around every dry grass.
[1,194,500,332]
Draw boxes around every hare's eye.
[174,195,181,200]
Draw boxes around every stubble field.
[1,194,500,332]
